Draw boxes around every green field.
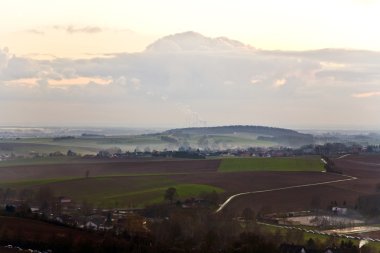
[0,135,167,156]
[0,154,324,209]
[0,156,81,167]
[0,132,280,157]
[99,183,224,207]
[1,175,224,208]
[218,156,324,172]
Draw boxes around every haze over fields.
[1,1,380,129]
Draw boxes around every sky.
[1,0,380,129]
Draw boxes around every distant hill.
[164,125,314,147]
[165,125,300,136]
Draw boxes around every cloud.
[49,77,111,86]
[130,77,141,90]
[274,78,287,87]
[53,25,103,34]
[250,79,260,85]
[353,0,378,4]
[6,78,38,87]
[352,91,380,98]
[146,31,254,52]
[0,47,10,69]
[25,29,45,35]
[1,32,380,127]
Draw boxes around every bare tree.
[164,187,178,204]
[36,186,54,213]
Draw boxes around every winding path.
[215,173,357,213]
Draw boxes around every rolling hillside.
[164,125,314,147]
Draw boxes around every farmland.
[3,175,223,208]
[0,155,343,208]
[0,158,223,207]
[0,125,316,157]
[2,150,380,252]
[1,153,379,211]
[0,135,165,156]
[219,154,380,217]
[218,156,324,172]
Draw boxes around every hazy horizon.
[1,124,379,133]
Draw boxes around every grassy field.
[0,135,167,156]
[100,183,224,207]
[218,156,324,172]
[0,140,99,155]
[0,155,327,209]
[0,156,81,167]
[1,175,224,208]
[0,132,281,156]
[182,133,276,148]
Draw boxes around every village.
[1,142,379,163]
[0,186,216,237]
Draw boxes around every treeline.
[165,125,307,137]
[257,134,314,147]
[1,202,375,253]
[52,136,75,141]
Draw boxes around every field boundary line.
[343,160,380,167]
[336,154,351,159]
[215,173,357,213]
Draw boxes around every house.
[279,244,343,253]
[279,244,307,253]
[85,221,98,230]
[59,197,72,204]
[30,207,40,214]
[332,207,347,215]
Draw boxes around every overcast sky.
[1,0,380,129]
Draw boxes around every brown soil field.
[341,154,380,164]
[170,171,344,195]
[3,154,380,215]
[0,159,221,182]
[0,216,101,244]
[218,154,380,215]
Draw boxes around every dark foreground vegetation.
[0,204,370,253]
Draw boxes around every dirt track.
[2,154,380,216]
[215,173,356,213]
[170,171,344,194]
[218,154,380,215]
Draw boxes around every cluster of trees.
[357,193,380,217]
[1,186,53,205]
[52,136,76,141]
[279,238,362,253]
[163,187,219,206]
[367,145,380,152]
[2,194,377,253]
[4,184,379,252]
[0,186,59,216]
